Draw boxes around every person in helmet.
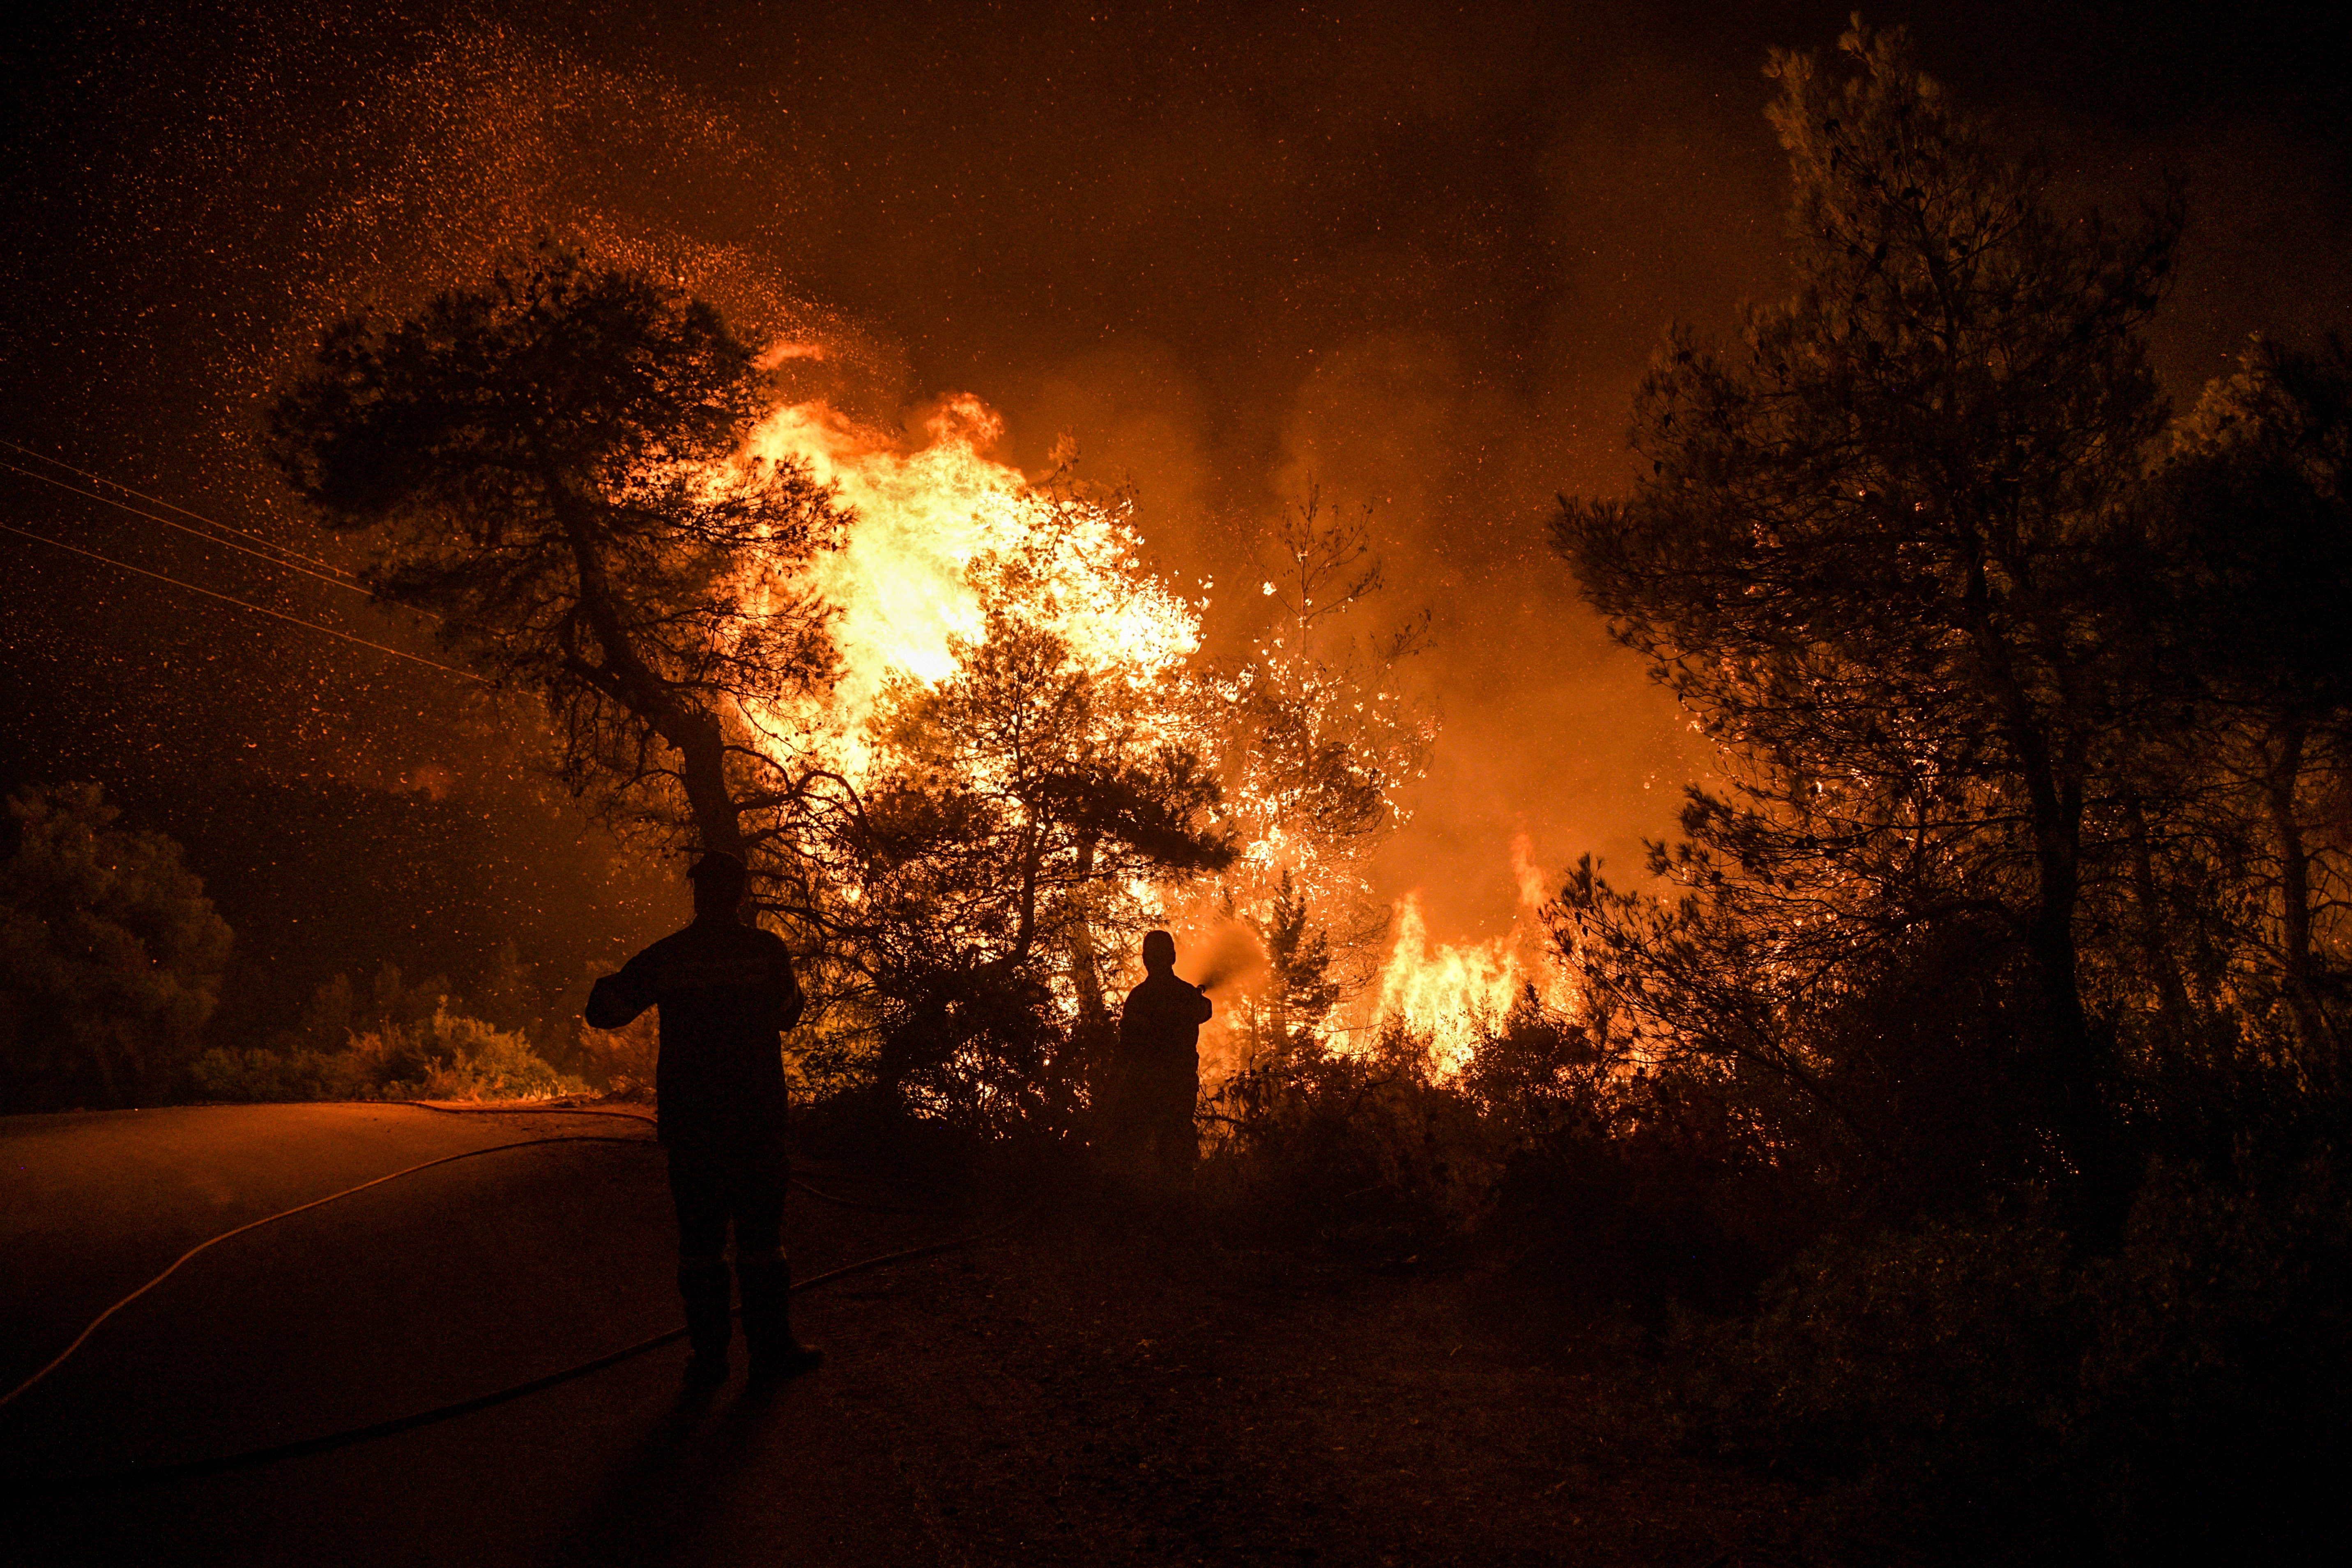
[1111,929,1214,1181]
[586,850,820,1388]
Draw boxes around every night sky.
[4,0,2347,1014]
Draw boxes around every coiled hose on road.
[2,1101,1014,1496]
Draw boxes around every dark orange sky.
[3,0,2346,958]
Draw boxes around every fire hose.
[2,1105,1018,1496]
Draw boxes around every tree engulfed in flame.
[265,245,1572,1103]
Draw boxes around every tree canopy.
[1552,20,2184,1201]
[268,241,845,865]
[0,783,232,1110]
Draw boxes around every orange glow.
[1365,835,1570,1072]
[721,394,1564,1078]
[739,394,1201,780]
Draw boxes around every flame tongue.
[740,395,1201,779]
[1367,835,1567,1073]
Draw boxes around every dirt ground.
[846,1202,1813,1567]
[2,1105,1813,1566]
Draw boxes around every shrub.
[1673,1156,2352,1562]
[2076,1155,2352,1563]
[571,1009,658,1099]
[351,1004,586,1100]
[1200,1020,1491,1255]
[1677,1213,2089,1555]
[1,783,232,1110]
[189,1003,584,1103]
[187,1044,373,1102]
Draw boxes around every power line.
[0,437,361,582]
[0,518,488,684]
[0,458,384,603]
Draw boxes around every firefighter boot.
[738,1252,823,1384]
[677,1258,734,1388]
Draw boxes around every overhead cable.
[0,459,387,604]
[0,519,487,684]
[0,438,362,582]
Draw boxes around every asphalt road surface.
[2,1103,955,1568]
[4,1104,1807,1567]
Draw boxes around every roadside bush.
[187,1043,373,1102]
[0,783,232,1110]
[1673,1155,2352,1563]
[351,1004,586,1099]
[188,1003,584,1103]
[570,1008,658,1099]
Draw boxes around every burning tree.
[267,242,845,875]
[275,278,1242,1123]
[1211,488,1434,1067]
[268,249,1432,1128]
[822,513,1236,1128]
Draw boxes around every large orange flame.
[1364,834,1570,1072]
[724,385,1564,1078]
[738,393,1202,778]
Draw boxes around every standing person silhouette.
[1113,929,1214,1181]
[585,851,822,1389]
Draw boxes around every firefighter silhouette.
[1109,929,1213,1180]
[587,851,821,1388]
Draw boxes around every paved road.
[2,1103,955,1567]
[2,1104,1807,1566]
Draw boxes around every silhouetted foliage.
[2131,337,2352,1089]
[188,961,584,1103]
[1227,869,1342,1071]
[1553,20,2184,1205]
[0,783,231,1110]
[1204,1015,1486,1257]
[269,239,845,870]
[833,593,1234,1131]
[1521,21,2352,1557]
[1677,1153,2352,1562]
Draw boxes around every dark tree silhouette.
[843,600,1234,1128]
[2142,337,2352,1075]
[1234,869,1341,1070]
[268,242,845,870]
[0,784,232,1109]
[1552,21,2181,1195]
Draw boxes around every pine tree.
[269,241,844,871]
[1552,21,2182,1196]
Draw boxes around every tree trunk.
[2122,794,2193,1057]
[2264,718,2334,1077]
[555,485,743,860]
[1068,831,1108,1029]
[671,709,746,861]
[1957,537,2109,1204]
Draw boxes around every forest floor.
[1,1103,1818,1566]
